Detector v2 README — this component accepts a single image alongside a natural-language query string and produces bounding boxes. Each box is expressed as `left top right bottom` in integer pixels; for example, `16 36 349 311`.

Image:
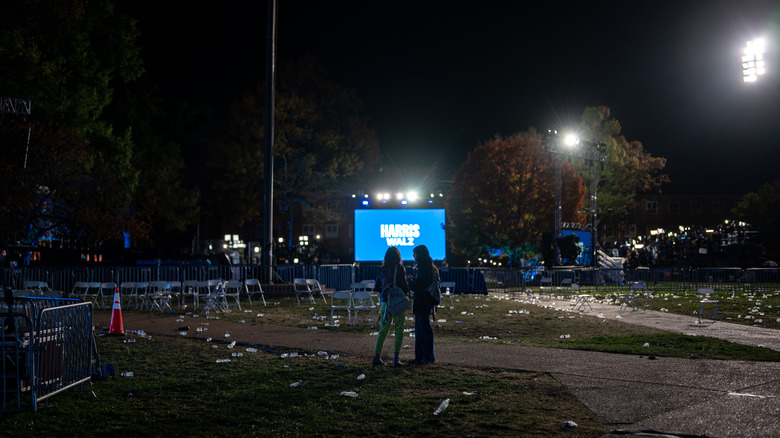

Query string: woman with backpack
407 244 438 365
372 246 410 366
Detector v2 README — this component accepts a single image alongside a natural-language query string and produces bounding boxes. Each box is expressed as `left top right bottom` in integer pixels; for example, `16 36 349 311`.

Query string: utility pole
262 0 277 282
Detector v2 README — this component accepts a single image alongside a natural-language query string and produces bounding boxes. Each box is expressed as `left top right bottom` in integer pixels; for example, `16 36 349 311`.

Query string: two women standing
372 245 438 366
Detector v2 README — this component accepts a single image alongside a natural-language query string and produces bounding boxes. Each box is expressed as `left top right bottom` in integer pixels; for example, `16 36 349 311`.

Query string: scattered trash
615 315 623 319
179 332 187 336
327 354 339 360
340 391 358 397
562 420 578 429
290 380 303 388
463 391 477 396
120 371 134 377
560 334 571 339
238 320 246 323
216 358 231 363
246 347 258 353
196 327 207 332
403 345 410 349
643 342 650 347
317 350 328 356
281 352 299 359
224 333 231 338
308 326 318 330
227 341 236 349
433 398 450 415
257 313 265 317
597 313 605 319
124 339 136 343
357 374 366 380
437 319 446 323
231 352 243 357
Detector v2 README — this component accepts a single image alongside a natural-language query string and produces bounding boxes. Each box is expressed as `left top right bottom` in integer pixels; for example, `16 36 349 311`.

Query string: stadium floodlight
563 134 579 147
395 192 404 200
407 191 418 201
743 38 766 83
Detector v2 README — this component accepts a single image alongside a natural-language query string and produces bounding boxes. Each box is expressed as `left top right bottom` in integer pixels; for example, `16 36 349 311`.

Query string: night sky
126 1 780 196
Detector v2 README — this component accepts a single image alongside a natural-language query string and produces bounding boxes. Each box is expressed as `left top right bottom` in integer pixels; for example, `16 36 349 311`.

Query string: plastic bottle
290 380 303 388
246 347 257 353
357 374 365 380
120 371 134 377
227 341 236 349
231 352 243 357
433 398 450 415
216 358 231 363
340 391 358 397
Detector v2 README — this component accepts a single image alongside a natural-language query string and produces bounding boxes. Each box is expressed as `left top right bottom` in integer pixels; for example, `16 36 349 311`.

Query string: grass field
1 289 778 436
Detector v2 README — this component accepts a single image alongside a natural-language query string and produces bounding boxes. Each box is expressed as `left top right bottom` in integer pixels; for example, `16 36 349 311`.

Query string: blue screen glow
354 209 446 261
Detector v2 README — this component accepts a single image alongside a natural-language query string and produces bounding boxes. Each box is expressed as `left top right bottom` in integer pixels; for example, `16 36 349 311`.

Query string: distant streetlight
742 38 766 83
544 130 606 267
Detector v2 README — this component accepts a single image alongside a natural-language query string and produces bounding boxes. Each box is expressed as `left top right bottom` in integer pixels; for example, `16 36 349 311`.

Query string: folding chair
440 281 456 308
620 282 649 311
23 280 52 293
539 276 553 299
180 280 198 309
70 281 90 299
147 281 174 312
351 290 377 325
697 287 721 323
330 290 352 325
119 282 135 309
100 282 118 309
221 280 243 311
557 278 573 298
133 282 149 310
570 283 592 311
293 278 315 305
306 278 328 304
244 279 266 306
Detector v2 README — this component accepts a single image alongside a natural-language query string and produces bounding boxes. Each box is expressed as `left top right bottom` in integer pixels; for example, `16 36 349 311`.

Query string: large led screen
354 209 446 262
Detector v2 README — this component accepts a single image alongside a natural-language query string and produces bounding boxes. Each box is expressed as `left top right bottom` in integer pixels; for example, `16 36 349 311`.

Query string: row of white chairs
65 279 266 312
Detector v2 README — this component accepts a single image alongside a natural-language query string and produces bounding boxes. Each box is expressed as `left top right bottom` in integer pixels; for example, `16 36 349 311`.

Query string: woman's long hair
382 246 402 267
413 245 438 276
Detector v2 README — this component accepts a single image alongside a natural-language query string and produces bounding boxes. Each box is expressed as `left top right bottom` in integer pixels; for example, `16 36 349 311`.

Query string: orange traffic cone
109 287 125 336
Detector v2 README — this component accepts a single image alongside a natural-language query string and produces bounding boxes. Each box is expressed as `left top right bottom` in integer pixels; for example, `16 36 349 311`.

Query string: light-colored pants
374 301 405 354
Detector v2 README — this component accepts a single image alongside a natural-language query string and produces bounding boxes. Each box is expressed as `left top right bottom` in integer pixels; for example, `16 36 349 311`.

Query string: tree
576 106 669 234
205 56 381 242
0 0 145 247
446 132 585 265
732 181 780 259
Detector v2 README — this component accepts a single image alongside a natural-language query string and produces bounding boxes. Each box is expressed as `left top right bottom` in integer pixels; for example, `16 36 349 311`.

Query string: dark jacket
373 264 410 303
409 265 437 314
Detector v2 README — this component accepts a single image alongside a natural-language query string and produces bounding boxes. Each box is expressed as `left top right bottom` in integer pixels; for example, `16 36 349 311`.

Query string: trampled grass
0 334 608 437
217 293 780 362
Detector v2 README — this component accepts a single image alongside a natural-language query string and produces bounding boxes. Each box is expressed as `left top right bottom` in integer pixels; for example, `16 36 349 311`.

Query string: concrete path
94 297 780 438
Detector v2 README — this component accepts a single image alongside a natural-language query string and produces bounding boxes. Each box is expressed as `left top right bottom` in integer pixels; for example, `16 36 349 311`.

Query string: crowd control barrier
1 297 94 413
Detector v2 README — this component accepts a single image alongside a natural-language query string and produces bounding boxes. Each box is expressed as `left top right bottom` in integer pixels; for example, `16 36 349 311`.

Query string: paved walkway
94 296 780 438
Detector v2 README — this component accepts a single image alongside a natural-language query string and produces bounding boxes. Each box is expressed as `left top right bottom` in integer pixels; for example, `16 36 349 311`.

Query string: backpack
426 273 441 305
385 265 411 317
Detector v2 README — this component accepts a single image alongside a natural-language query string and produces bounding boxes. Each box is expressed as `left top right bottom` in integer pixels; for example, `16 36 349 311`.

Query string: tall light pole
544 131 606 267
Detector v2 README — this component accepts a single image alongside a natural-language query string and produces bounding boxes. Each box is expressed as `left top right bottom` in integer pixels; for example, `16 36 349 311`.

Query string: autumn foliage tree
446 132 585 265
576 107 669 231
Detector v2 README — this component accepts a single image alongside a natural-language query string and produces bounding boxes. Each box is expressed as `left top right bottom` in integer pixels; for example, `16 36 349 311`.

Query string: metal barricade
1 297 93 413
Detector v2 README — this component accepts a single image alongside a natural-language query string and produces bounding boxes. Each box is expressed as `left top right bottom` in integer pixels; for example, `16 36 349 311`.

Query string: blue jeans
414 311 435 362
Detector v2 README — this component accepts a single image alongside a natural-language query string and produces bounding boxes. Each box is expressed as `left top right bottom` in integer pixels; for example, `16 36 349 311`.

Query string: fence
479 266 780 296
1 297 94 413
3 265 780 298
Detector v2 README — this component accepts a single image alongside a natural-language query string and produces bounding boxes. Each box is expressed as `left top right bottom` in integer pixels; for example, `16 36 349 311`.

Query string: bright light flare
563 134 579 147
743 38 766 83
406 191 418 201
